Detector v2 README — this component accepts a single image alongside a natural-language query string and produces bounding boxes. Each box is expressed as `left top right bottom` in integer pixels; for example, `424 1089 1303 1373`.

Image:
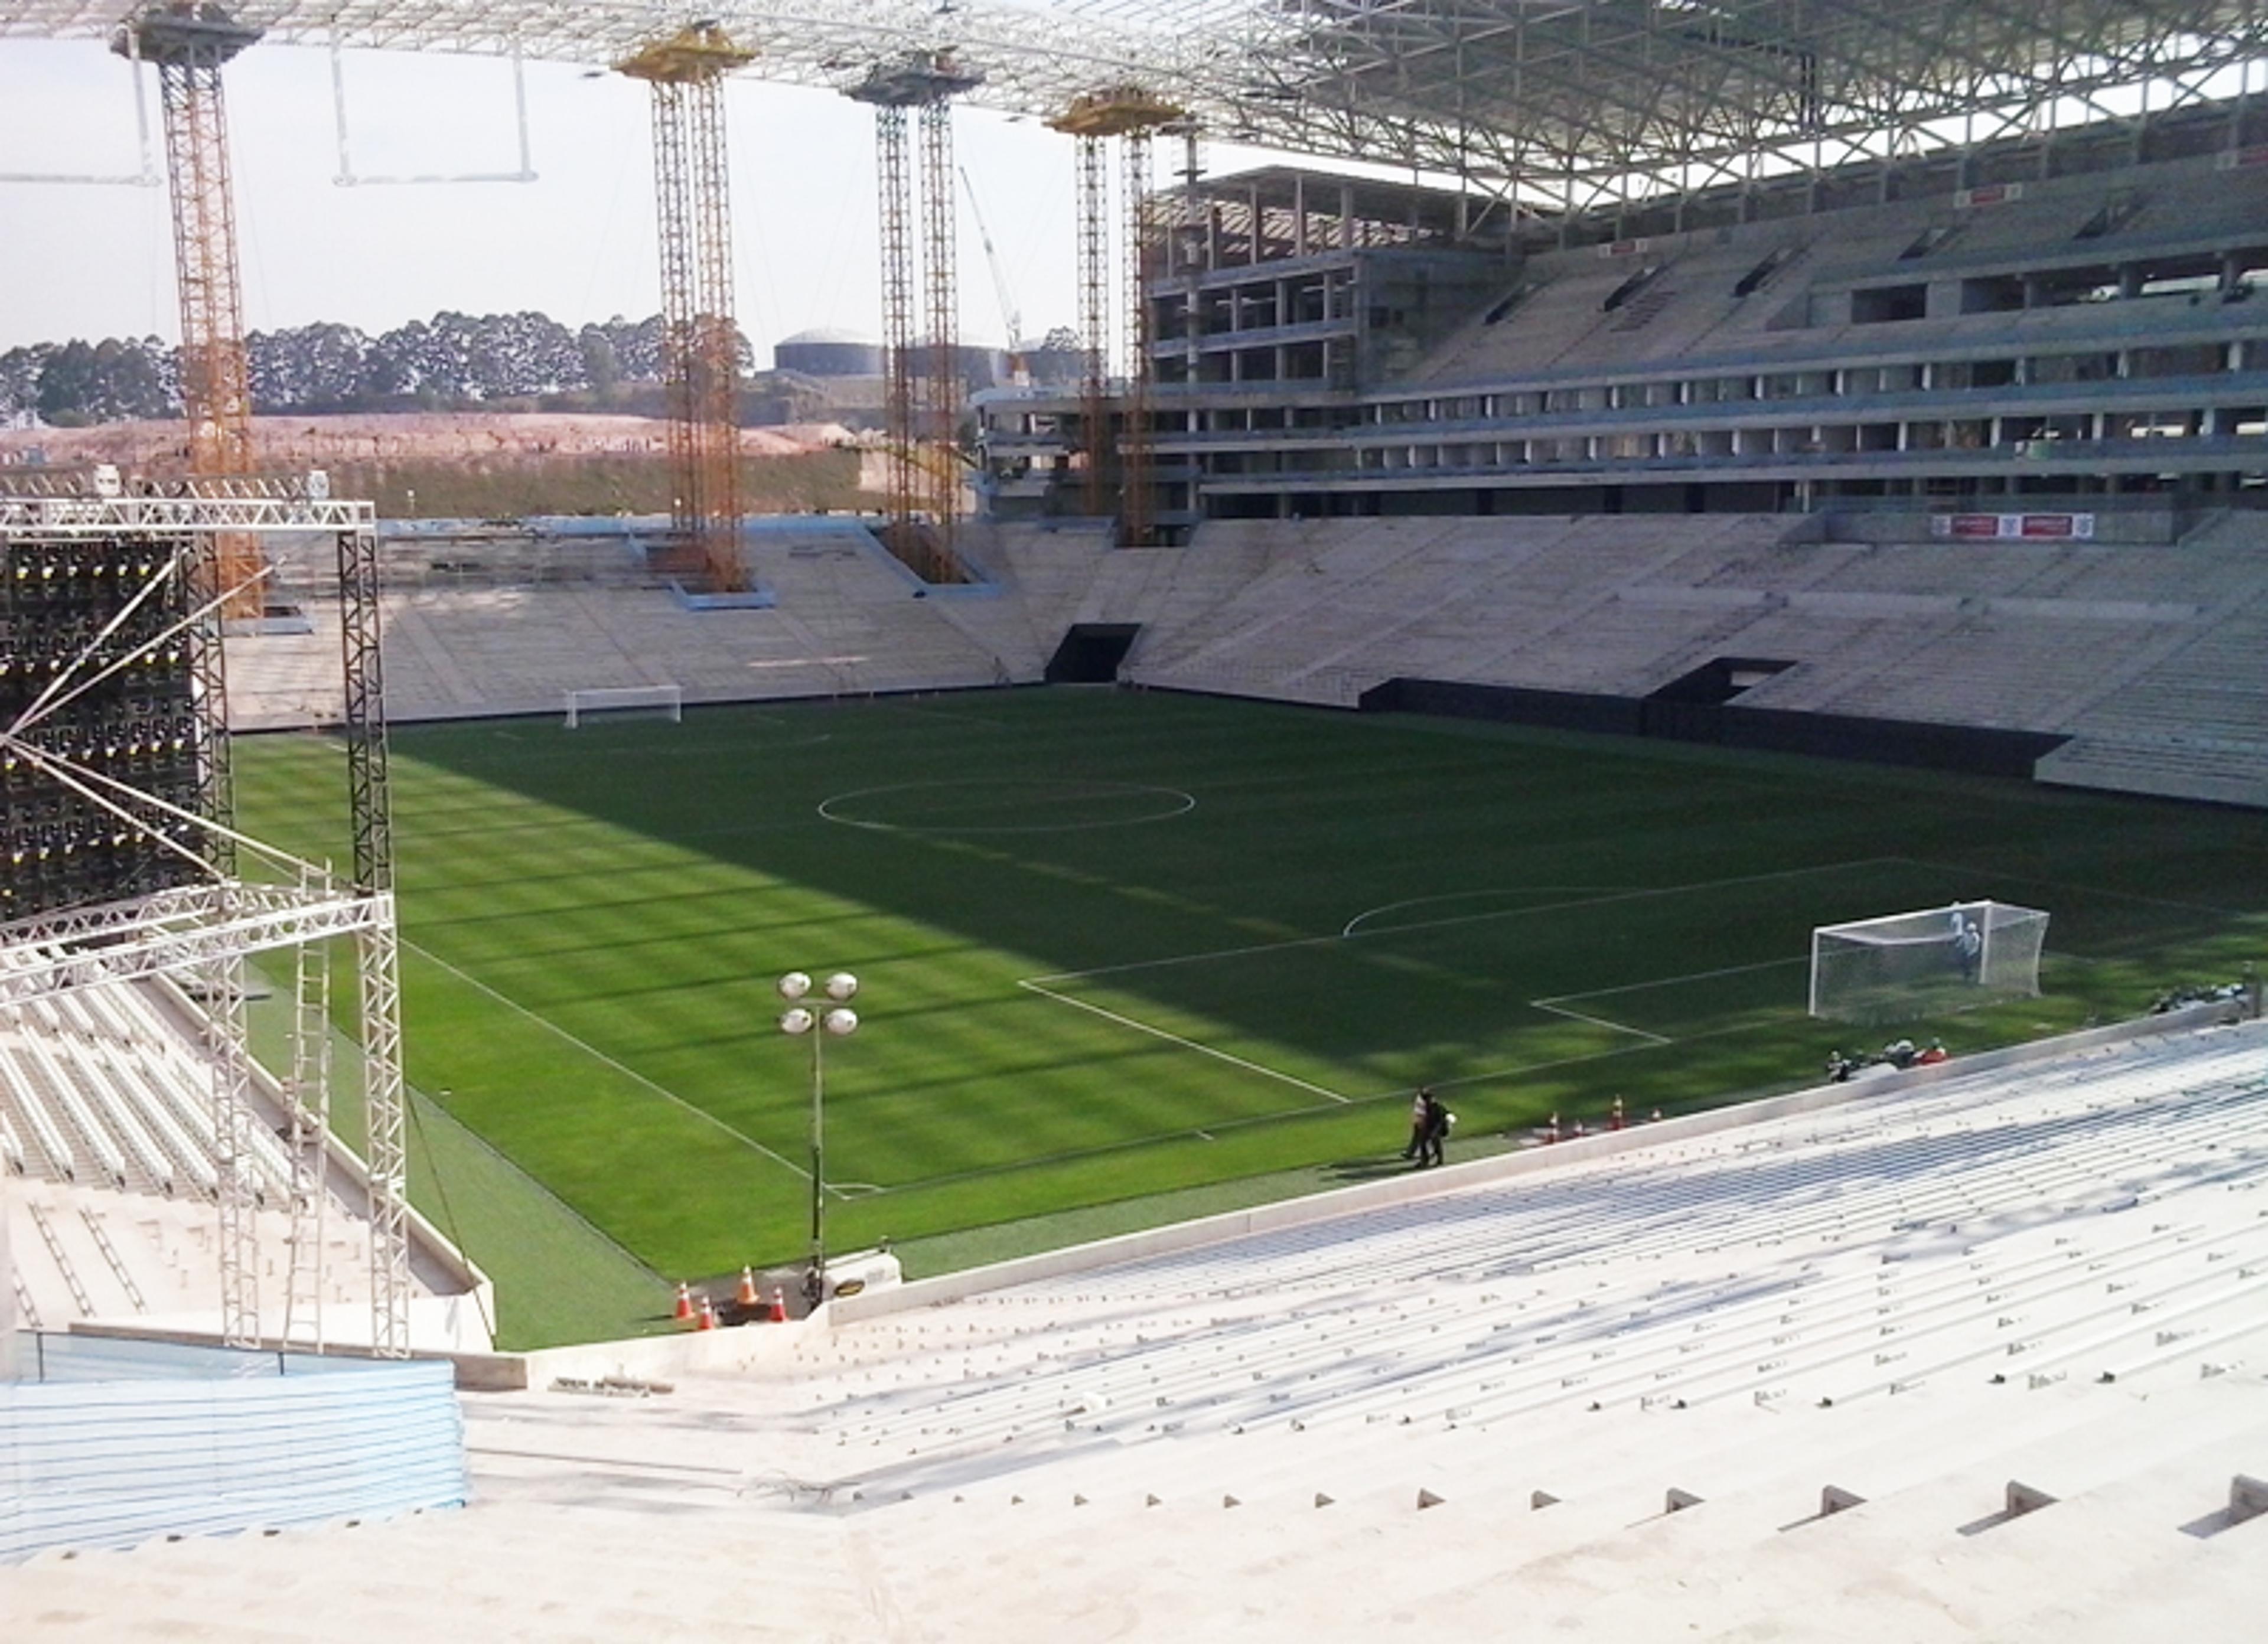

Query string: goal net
1809 900 2049 1023
563 684 683 729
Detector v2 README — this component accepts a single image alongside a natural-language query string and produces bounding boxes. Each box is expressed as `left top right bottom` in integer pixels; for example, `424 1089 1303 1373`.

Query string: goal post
563 684 684 729
1809 900 2049 1023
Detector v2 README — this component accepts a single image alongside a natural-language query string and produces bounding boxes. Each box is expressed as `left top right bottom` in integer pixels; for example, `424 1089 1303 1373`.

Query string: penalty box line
1531 956 1813 1047
1015 977 1354 1104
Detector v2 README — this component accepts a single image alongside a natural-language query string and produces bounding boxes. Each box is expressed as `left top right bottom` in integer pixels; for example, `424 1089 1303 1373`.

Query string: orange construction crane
618 25 755 594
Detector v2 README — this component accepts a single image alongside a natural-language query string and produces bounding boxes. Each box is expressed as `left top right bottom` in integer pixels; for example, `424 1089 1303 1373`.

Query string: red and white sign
1931 512 2096 540
1954 182 2025 208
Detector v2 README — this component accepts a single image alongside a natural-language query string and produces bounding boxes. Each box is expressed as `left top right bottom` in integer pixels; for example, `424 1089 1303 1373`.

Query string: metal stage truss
0 475 411 1358
9 2 2268 213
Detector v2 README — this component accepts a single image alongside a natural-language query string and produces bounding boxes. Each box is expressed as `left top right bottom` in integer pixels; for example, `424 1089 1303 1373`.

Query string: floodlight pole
777 970 859 1309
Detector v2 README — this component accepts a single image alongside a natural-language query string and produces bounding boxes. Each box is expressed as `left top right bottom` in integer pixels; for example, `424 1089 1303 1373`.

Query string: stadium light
778 968 859 1309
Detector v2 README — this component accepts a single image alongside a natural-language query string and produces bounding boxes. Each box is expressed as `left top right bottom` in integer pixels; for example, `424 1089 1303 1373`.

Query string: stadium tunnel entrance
1045 623 1141 683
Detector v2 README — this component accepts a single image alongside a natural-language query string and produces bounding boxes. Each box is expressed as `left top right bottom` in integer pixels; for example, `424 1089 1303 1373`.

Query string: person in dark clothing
1400 1087 1431 1159
1416 1090 1452 1168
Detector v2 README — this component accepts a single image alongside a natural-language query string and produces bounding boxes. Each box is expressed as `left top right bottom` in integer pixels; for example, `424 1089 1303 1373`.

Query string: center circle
818 779 1196 834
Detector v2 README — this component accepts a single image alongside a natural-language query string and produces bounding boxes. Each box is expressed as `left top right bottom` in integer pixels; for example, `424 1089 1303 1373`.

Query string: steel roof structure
5 1 2266 211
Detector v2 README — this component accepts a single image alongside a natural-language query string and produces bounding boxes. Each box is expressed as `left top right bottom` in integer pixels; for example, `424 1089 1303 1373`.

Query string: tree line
0 311 713 426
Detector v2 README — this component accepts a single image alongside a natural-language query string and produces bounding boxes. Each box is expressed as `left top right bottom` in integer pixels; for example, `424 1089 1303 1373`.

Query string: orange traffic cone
737 1266 758 1307
673 1282 695 1322
697 1298 718 1331
767 1286 788 1324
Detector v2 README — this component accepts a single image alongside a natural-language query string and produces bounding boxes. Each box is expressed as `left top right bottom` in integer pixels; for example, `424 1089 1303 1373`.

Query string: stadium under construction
4 0 2268 1635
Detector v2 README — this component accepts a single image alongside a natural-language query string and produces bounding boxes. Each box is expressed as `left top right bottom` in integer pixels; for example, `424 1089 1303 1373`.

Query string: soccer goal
1809 900 2049 1023
563 684 683 729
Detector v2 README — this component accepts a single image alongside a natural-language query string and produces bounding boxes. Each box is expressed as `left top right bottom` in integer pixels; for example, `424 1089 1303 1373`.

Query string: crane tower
1047 87 1181 547
111 4 265 624
618 25 754 594
850 54 980 585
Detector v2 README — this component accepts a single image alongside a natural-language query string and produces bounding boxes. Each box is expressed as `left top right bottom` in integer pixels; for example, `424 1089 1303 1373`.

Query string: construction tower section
1048 87 1181 547
618 25 754 595
112 4 265 621
850 54 981 585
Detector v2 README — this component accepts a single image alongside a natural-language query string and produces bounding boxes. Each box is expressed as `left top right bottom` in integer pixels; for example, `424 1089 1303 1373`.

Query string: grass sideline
234 690 2268 1327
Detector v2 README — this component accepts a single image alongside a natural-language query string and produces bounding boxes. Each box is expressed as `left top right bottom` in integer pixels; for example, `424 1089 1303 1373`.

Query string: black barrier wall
1358 678 2068 779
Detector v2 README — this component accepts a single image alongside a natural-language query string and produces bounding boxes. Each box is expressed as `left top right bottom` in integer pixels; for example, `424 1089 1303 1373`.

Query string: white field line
1526 957 1810 1047
402 937 817 1189
1032 856 1905 989
1342 887 1634 938
1015 977 1353 1103
1528 1000 1671 1046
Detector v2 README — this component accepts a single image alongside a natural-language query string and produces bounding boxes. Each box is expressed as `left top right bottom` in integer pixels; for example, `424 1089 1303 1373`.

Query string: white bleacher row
1405 147 2268 390
1112 511 2268 805
229 526 1036 729
0 970 289 1204
5 1025 2266 1640
788 1028 2268 1488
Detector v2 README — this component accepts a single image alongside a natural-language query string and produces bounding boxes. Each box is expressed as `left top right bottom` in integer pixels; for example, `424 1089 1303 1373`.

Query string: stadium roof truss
6 1 2267 212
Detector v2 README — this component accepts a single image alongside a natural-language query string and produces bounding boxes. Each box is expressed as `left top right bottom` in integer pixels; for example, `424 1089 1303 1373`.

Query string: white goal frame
1809 899 2049 1023
563 684 683 729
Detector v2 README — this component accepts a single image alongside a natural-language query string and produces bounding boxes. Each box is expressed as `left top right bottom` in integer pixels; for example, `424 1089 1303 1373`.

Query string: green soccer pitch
233 689 2268 1341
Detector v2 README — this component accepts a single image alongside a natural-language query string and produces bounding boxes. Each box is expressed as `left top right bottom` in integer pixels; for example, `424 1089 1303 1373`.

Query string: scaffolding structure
0 476 412 1356
110 5 263 621
850 53 980 583
1049 86 1181 546
618 25 755 595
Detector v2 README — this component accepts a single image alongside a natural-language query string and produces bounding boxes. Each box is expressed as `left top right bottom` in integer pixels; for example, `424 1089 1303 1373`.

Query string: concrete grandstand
6 1013 2266 1635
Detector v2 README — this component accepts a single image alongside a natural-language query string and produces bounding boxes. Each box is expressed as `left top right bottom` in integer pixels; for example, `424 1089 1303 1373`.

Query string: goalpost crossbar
563 684 684 729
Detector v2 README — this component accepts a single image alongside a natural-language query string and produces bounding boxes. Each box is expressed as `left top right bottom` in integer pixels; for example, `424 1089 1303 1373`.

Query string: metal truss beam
1120 128 1155 549
1074 132 1110 521
873 103 920 560
0 883 392 1007
0 488 376 534
920 97 962 570
13 1 2266 207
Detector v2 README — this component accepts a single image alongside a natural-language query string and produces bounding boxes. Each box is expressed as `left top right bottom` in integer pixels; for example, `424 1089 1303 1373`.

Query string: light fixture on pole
777 968 859 1309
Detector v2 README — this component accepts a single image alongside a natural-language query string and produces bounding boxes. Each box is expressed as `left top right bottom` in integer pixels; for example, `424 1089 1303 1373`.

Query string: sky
0 37 1203 361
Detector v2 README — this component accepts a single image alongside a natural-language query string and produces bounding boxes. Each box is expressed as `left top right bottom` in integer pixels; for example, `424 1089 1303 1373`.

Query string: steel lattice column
1074 133 1110 521
621 27 752 595
1120 131 1156 549
119 10 265 624
281 915 333 1350
874 103 919 567
337 516 410 1356
200 915 260 1348
918 99 962 573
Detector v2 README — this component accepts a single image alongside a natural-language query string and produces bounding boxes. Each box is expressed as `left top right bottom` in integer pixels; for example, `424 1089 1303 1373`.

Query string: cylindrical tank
774 328 884 377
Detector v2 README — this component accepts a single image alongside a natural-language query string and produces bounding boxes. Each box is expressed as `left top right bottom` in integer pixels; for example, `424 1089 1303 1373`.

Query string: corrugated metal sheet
1 1345 466 1561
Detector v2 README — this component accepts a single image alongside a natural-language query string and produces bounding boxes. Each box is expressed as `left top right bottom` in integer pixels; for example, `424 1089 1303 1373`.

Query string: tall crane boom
957 163 1021 354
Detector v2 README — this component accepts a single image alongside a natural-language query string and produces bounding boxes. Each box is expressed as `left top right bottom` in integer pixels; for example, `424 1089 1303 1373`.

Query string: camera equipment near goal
1809 901 2049 1023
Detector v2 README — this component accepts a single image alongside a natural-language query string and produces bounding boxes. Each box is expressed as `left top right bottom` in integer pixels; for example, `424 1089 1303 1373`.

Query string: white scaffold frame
0 473 413 1358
